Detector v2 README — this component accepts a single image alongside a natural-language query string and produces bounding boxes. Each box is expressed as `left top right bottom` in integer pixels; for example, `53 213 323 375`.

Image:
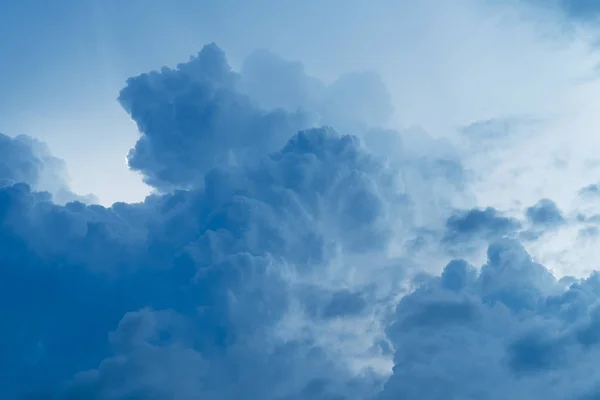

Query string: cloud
1 125 412 398
1 40 478 398
240 49 394 133
0 132 95 204
0 133 57 187
240 49 326 113
526 0 600 21
120 43 313 192
554 0 600 21
380 239 600 400
437 207 521 257
445 207 521 242
579 183 600 197
49 126 404 400
525 199 566 228
5 25 600 400
119 44 396 195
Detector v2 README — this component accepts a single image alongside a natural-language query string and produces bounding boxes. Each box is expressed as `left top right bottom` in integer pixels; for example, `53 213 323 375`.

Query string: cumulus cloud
120 43 401 194
525 198 566 228
240 49 394 133
120 43 313 192
444 207 521 244
1 39 479 399
380 239 600 400
53 125 411 400
0 133 95 204
240 49 326 113
5 21 600 400
1 97 416 398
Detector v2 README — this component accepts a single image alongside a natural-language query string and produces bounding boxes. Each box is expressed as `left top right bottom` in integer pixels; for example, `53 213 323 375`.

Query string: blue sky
2 0 591 205
4 1 600 399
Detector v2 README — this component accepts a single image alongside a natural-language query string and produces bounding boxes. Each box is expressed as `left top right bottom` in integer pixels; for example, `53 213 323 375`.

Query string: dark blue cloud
6 42 462 399
1 123 405 398
528 0 600 22
120 43 312 192
7 41 600 400
121 44 398 194
321 290 368 319
55 127 402 400
380 239 600 399
558 0 600 20
507 331 567 374
441 207 521 255
440 259 477 292
445 207 520 240
525 198 565 228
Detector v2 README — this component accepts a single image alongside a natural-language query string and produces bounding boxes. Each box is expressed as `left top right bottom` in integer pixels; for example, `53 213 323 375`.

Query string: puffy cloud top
241 49 393 132
526 198 565 228
0 133 58 187
120 44 312 192
0 133 94 204
381 240 600 399
120 44 393 193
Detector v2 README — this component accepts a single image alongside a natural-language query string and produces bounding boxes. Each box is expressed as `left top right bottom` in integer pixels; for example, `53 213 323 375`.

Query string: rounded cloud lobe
2 42 600 400
381 239 600 399
0 133 95 204
119 43 312 192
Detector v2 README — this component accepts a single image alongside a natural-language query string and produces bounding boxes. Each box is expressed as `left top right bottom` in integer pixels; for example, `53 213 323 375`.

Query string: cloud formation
120 44 399 194
380 239 600 399
1 44 417 397
525 198 566 228
240 49 393 132
4 37 600 400
0 133 95 204
120 43 313 192
54 124 413 399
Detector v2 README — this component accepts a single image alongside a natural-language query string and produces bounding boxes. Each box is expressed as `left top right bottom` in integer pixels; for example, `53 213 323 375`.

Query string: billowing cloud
525 198 566 228
5 33 600 400
2 41 472 399
1 120 413 398
53 125 411 400
120 44 395 194
380 239 600 400
0 132 95 204
240 49 326 113
0 133 59 187
120 43 313 192
241 49 394 133
444 207 521 244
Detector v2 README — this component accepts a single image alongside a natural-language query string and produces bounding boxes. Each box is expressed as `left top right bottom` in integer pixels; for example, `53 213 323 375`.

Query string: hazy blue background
2 0 594 204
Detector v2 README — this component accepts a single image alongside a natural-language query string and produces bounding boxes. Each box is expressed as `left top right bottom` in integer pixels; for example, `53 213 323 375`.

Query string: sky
2 0 596 205
4 0 600 399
